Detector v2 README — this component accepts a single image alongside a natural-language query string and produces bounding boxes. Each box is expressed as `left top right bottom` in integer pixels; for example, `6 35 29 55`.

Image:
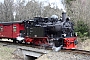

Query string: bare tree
0 3 5 22
3 0 14 22
25 0 41 19
14 0 63 21
15 0 26 20
66 0 90 34
43 4 62 18
66 0 85 22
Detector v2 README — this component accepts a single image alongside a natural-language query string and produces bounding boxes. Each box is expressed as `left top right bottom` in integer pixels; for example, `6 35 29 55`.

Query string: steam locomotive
0 11 77 51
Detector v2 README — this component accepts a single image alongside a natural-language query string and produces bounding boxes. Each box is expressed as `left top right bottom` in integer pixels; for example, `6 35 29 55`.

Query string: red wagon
0 21 25 42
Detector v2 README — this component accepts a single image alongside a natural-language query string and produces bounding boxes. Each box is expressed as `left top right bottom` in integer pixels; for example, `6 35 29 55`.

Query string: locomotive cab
23 19 46 37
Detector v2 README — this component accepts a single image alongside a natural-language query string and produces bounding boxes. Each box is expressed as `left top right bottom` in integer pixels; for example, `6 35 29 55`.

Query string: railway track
0 40 90 56
61 49 90 55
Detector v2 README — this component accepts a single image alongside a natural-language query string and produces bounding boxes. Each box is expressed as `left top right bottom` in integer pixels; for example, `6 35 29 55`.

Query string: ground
0 44 23 60
36 38 90 60
77 37 90 51
0 38 90 60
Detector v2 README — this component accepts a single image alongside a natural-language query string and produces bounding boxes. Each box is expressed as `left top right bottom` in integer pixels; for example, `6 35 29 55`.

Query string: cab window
0 26 3 32
13 26 17 32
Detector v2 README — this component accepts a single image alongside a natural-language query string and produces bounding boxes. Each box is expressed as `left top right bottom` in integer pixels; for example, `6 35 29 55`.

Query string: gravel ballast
36 51 90 60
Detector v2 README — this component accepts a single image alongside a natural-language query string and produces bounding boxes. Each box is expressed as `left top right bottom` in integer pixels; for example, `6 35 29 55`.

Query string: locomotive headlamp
62 34 66 37
64 34 66 37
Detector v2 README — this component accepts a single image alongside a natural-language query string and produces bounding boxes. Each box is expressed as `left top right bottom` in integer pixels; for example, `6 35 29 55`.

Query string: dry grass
77 37 90 51
0 44 23 60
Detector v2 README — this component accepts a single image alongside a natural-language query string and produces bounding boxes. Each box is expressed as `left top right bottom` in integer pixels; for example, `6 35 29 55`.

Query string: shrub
75 21 89 37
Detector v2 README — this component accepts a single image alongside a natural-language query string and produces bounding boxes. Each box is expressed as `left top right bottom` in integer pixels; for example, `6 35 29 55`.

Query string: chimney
62 11 66 22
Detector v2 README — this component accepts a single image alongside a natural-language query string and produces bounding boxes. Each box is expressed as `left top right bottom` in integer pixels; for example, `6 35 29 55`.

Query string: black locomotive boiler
20 11 77 51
